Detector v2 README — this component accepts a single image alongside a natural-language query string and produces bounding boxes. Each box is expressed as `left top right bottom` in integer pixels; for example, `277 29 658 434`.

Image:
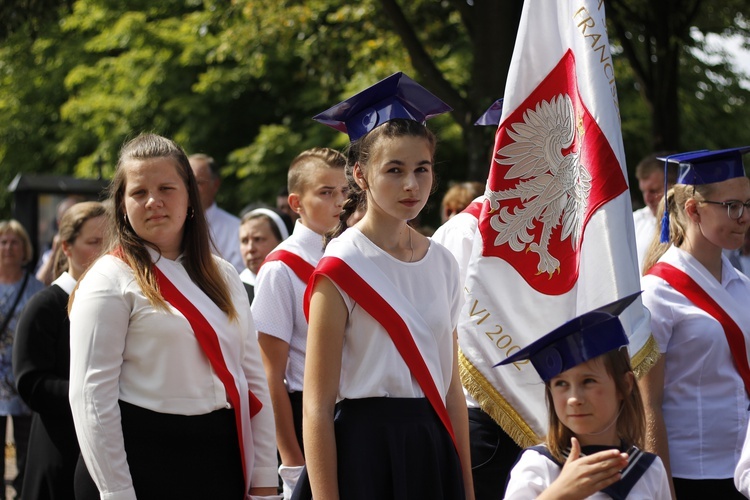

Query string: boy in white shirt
251 148 347 498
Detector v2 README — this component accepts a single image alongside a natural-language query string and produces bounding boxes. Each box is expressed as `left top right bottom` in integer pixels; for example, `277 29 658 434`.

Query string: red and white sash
647 262 750 395
151 266 263 494
262 249 315 284
303 249 458 451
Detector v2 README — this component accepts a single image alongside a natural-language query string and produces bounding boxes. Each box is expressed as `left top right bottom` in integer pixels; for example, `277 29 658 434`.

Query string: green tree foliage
0 0 523 221
0 0 748 225
607 0 750 155
0 13 88 215
0 0 74 40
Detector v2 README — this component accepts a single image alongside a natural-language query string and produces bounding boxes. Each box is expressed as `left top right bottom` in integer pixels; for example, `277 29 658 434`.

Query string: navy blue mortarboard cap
474 99 504 126
495 293 641 382
312 72 452 141
657 147 750 242
660 147 750 186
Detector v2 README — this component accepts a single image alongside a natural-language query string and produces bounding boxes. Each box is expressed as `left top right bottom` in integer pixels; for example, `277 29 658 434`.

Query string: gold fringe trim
631 334 661 380
458 349 543 449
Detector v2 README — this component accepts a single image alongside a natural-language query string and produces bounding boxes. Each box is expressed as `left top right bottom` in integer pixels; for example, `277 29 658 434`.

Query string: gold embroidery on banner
458 349 542 449
468 298 491 325
464 293 525 367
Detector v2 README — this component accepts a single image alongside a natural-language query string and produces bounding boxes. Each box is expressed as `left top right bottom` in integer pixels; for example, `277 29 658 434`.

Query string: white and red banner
458 0 658 446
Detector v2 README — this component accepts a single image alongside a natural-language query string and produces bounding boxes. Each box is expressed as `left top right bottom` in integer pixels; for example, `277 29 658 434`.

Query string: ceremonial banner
458 0 659 446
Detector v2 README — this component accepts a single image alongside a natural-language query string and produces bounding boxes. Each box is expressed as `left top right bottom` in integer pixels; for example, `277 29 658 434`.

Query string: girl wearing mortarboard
293 73 475 500
499 294 670 499
640 147 750 499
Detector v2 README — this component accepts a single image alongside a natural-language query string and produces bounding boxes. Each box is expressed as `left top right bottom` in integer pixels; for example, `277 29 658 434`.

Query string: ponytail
642 190 674 274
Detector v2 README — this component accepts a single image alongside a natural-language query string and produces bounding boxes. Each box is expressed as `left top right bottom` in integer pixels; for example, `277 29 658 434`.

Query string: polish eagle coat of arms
485 94 591 278
478 50 628 296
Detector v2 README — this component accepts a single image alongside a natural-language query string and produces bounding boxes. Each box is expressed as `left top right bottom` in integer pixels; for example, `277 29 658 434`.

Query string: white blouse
240 267 257 287
431 203 483 408
69 249 276 499
642 245 750 479
205 202 244 272
323 228 461 402
505 448 671 499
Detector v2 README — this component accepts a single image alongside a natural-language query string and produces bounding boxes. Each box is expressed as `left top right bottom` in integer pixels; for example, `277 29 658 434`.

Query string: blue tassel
659 210 670 244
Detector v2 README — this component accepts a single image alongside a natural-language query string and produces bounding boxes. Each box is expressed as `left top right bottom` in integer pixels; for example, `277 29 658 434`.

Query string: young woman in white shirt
297 73 474 500
68 133 279 500
640 148 750 499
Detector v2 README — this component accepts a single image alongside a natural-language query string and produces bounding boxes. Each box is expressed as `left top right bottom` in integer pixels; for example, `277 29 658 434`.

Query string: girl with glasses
641 147 750 499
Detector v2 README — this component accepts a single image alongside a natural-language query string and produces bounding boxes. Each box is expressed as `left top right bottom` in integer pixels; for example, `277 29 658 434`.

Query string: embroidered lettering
469 299 491 325
572 5 620 119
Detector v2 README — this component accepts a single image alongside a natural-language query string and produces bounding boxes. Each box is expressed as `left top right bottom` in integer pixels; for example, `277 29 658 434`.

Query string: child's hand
539 437 629 500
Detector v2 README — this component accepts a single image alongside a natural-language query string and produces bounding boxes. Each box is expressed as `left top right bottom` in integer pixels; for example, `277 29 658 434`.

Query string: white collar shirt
251 221 324 392
69 249 277 498
641 245 750 479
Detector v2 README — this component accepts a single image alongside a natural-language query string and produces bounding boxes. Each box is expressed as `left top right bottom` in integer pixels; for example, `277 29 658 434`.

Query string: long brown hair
325 119 438 245
73 133 236 320
544 348 645 462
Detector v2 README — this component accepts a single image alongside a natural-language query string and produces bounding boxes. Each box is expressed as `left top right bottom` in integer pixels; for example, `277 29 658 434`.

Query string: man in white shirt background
633 152 677 272
189 154 244 272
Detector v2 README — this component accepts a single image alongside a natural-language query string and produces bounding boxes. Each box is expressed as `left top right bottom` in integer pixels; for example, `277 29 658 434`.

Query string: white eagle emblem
485 94 591 277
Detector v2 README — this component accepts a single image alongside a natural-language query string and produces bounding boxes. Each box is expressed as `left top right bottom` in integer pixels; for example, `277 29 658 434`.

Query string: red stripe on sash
262 250 315 284
461 200 482 218
152 266 263 490
647 262 750 395
304 256 458 451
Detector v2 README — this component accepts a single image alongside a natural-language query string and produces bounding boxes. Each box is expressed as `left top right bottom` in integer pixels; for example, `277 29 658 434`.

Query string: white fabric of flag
458 0 659 447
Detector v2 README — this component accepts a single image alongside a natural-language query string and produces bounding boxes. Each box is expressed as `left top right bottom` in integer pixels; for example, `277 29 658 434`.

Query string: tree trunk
466 0 523 180
607 0 703 153
379 0 523 181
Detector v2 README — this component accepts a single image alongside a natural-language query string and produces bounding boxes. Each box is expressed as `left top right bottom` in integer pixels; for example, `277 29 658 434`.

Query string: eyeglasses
701 200 750 220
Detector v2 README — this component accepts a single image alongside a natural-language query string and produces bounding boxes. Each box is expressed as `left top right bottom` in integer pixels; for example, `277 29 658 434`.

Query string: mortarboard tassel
659 209 670 244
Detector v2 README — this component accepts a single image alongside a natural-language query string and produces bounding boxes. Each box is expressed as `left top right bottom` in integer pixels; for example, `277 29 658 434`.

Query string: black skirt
294 397 465 500
74 400 245 500
23 412 79 500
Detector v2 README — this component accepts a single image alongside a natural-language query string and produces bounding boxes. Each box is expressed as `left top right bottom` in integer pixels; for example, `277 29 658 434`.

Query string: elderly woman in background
238 207 292 303
13 202 106 500
0 219 45 499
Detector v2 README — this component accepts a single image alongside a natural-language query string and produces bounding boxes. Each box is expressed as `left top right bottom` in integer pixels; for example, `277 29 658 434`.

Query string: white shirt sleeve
641 274 675 353
69 261 136 500
736 424 750 497
251 260 296 342
431 214 477 290
504 449 555 499
653 457 673 499
232 271 278 488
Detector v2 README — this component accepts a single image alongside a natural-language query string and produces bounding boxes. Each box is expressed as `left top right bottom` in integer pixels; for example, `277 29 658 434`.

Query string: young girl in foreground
297 72 474 500
500 296 670 499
